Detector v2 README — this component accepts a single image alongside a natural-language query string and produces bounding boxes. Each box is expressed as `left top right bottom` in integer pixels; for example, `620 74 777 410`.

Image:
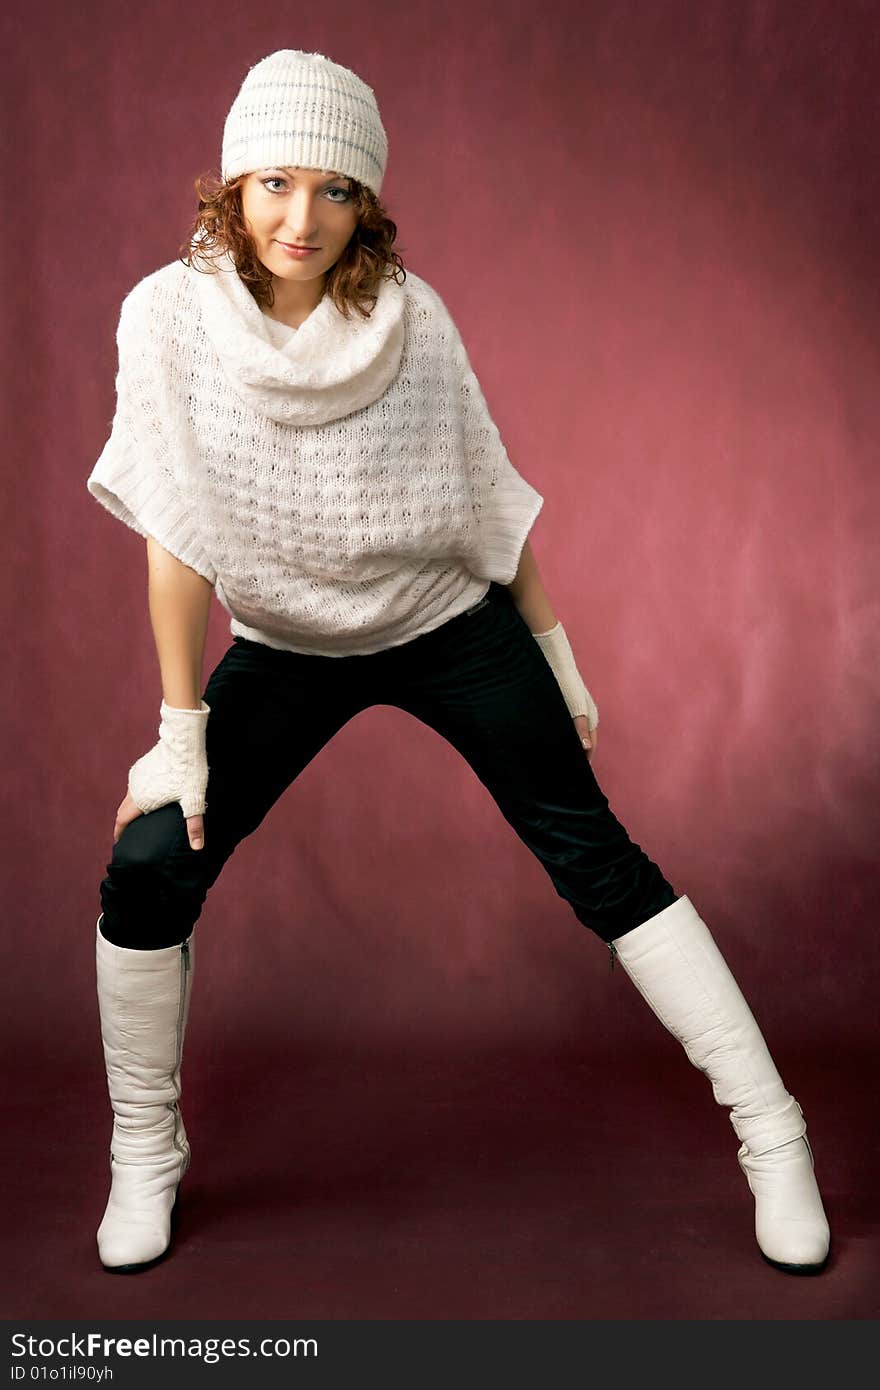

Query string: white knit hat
220 49 388 196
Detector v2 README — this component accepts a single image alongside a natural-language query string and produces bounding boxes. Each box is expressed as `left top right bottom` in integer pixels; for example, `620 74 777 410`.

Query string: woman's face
239 166 360 285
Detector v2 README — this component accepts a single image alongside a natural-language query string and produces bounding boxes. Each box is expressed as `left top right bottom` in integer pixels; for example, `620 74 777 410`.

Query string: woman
87 48 830 1277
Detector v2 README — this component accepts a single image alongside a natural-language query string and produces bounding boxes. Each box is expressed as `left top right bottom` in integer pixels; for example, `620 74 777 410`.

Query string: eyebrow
264 168 350 182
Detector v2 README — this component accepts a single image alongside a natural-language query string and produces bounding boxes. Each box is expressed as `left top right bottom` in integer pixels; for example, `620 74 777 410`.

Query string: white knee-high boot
610 894 830 1272
95 914 194 1272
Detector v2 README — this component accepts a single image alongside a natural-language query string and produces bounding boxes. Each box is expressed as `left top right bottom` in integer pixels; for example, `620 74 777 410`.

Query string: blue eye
261 177 351 201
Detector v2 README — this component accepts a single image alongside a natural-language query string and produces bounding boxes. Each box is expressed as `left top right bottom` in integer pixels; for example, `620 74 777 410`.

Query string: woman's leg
99 637 366 948
94 636 367 1272
373 581 829 1272
371 582 678 947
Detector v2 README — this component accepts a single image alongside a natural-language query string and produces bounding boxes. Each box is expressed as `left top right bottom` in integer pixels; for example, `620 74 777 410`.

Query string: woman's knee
111 803 186 868
566 859 679 942
99 803 206 948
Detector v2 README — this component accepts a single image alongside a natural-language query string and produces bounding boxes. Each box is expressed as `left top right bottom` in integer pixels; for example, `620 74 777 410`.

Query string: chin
271 250 325 272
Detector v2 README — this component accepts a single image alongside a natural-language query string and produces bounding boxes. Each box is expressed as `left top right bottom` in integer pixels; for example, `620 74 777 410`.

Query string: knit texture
87 253 544 656
221 49 389 196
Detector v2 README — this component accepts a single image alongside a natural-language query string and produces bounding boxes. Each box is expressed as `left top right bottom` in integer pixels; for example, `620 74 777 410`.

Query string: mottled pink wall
5 0 878 1051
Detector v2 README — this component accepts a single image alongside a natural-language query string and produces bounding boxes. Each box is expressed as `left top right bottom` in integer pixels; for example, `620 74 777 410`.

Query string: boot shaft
95 916 194 1143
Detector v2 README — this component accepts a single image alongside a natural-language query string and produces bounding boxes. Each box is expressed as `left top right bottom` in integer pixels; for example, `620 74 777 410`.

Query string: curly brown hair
177 171 407 321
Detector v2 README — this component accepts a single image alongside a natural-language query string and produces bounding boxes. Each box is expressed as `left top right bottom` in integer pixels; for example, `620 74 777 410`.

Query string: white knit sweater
87 249 544 656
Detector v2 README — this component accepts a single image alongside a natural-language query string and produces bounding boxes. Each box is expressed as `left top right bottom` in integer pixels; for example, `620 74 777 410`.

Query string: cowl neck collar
191 246 406 426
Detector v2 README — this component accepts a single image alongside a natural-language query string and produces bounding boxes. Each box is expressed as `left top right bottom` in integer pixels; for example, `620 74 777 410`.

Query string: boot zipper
171 939 190 1161
607 941 617 973
176 939 189 1072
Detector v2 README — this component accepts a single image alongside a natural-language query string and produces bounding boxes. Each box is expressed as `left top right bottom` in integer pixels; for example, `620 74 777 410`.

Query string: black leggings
98 581 678 950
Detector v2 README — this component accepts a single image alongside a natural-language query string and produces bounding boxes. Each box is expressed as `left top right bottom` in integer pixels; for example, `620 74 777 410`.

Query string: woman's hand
113 791 205 851
115 699 211 851
574 714 598 763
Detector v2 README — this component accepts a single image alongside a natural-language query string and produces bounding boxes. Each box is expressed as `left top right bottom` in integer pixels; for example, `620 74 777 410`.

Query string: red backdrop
4 0 878 1055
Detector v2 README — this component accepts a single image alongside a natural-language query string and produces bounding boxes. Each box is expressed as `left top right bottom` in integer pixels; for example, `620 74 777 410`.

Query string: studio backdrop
3 0 877 1058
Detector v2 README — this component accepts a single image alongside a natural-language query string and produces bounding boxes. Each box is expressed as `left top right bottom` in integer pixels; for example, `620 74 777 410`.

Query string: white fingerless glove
532 622 599 732
127 699 211 818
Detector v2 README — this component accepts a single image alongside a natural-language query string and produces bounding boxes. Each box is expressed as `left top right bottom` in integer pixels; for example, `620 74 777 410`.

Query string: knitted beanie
220 49 388 197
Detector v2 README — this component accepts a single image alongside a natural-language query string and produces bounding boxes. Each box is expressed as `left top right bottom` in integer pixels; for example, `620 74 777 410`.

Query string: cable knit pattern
127 700 211 818
87 253 544 656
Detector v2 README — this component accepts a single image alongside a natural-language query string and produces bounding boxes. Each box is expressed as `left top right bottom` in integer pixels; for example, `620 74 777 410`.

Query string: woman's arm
506 537 599 747
146 536 214 709
505 538 558 634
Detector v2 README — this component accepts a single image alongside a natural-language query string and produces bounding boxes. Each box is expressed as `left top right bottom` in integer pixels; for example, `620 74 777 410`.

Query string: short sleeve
452 331 544 585
86 287 217 585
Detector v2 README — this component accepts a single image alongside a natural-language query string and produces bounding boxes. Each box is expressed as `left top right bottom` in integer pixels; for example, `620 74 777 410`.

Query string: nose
280 190 323 241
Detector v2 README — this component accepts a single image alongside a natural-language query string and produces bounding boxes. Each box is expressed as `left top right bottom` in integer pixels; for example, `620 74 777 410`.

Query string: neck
266 274 327 327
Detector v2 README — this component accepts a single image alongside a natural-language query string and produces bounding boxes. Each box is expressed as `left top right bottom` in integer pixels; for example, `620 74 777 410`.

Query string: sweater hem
86 468 218 586
226 577 493 657
470 485 544 586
